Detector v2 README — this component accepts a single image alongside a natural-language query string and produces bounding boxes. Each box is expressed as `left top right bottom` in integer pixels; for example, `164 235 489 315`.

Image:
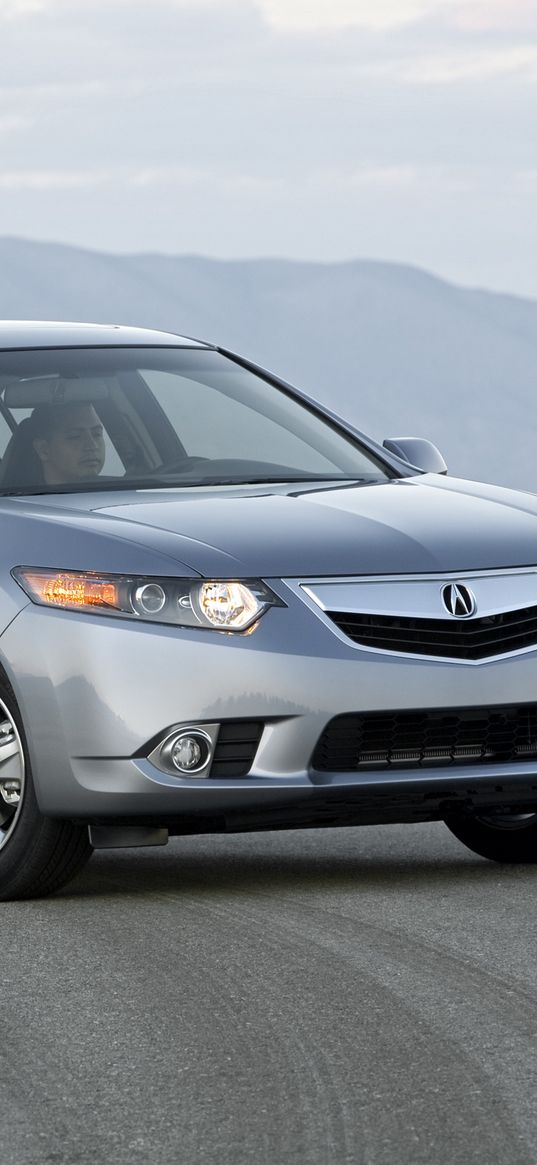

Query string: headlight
12 568 283 631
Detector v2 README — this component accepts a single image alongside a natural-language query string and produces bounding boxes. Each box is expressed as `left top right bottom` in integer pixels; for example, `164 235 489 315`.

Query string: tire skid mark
1 893 359 1164
212 893 537 1161
304 893 537 1019
2 827 536 1165
177 895 529 1165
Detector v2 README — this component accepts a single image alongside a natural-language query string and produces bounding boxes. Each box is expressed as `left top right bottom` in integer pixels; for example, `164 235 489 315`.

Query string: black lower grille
209 721 263 778
311 704 537 772
328 605 537 660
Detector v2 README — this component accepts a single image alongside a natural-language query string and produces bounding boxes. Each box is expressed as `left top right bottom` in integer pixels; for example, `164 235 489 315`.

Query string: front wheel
0 684 92 900
445 811 537 863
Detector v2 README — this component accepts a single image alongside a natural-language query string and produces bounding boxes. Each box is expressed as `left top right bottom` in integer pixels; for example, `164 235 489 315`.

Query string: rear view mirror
3 376 109 408
383 436 448 475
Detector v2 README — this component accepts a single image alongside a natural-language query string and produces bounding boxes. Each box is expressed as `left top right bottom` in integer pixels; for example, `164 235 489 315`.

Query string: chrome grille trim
284 568 537 664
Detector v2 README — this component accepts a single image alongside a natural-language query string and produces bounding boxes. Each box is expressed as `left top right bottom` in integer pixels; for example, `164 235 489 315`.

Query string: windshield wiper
0 474 371 497
165 474 368 486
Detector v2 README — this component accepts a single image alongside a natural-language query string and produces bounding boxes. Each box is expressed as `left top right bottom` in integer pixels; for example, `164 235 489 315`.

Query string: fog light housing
168 729 212 775
147 723 220 778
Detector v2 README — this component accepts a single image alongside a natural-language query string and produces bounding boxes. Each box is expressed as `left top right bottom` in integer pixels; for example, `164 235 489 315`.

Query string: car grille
209 721 263 778
327 605 537 660
311 704 537 772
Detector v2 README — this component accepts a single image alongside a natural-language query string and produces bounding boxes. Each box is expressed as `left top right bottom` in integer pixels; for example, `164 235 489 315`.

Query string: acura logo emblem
441 583 477 618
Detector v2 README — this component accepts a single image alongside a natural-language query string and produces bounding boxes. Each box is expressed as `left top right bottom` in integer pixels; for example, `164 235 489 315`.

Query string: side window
100 429 123 475
0 412 14 459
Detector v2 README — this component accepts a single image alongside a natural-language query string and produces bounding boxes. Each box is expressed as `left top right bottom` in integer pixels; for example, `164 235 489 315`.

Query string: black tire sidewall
0 680 91 899
445 814 537 863
0 682 51 882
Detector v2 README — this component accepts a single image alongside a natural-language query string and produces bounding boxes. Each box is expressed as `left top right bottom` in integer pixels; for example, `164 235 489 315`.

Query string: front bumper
3 588 537 824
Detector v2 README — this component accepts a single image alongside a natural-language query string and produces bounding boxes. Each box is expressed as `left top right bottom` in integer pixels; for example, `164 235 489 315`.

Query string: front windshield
0 346 393 494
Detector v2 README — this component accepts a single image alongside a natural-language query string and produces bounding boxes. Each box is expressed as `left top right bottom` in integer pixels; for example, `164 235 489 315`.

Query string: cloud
0 0 45 15
0 0 534 296
0 0 221 13
0 80 143 101
0 169 122 190
330 165 418 188
0 163 448 195
0 166 282 192
514 168 537 193
453 0 537 32
3 0 536 34
384 45 537 84
317 164 476 195
0 114 33 133
256 0 537 33
255 0 437 32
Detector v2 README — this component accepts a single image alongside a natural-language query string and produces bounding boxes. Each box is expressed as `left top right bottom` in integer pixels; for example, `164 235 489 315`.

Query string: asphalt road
3 822 537 1165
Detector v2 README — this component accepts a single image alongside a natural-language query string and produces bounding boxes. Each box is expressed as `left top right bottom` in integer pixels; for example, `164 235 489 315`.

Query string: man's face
34 404 106 484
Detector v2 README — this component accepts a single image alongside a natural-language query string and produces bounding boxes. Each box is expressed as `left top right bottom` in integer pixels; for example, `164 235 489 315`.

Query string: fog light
148 723 220 778
169 730 211 774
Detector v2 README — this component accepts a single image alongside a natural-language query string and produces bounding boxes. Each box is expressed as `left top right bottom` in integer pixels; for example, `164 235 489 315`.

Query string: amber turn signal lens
15 569 120 611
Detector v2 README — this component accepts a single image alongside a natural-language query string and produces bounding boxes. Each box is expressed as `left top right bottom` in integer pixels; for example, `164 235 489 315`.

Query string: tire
444 811 537 863
0 682 92 900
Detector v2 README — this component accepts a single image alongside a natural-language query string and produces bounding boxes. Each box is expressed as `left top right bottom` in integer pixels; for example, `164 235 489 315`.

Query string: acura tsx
1 320 537 899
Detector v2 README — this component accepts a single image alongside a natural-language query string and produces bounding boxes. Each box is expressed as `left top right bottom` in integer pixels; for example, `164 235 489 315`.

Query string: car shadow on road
61 827 537 900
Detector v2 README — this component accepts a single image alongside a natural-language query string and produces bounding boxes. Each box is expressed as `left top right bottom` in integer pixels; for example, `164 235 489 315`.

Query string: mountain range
1 236 536 490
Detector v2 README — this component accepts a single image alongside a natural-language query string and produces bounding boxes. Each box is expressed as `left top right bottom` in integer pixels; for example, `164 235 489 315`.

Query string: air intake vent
312 704 537 772
209 721 263 778
327 605 537 660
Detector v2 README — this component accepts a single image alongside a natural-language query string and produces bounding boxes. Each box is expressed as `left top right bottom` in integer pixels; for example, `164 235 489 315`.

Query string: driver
30 402 106 485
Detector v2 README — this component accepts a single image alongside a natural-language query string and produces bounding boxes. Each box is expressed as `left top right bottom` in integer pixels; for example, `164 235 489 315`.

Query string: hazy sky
1 0 536 295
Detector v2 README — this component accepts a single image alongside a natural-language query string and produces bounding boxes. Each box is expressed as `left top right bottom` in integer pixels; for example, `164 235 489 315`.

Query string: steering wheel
156 455 210 475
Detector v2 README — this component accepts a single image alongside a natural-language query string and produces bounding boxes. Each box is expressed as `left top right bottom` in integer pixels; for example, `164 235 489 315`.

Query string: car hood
61 474 537 577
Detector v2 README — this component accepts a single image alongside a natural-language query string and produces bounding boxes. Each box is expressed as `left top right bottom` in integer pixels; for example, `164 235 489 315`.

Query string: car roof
0 321 210 350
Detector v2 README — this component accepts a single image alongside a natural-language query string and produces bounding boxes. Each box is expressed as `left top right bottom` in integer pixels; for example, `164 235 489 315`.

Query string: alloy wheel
0 698 25 851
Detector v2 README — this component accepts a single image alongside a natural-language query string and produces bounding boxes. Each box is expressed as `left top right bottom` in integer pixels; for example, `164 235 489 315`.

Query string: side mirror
383 436 448 475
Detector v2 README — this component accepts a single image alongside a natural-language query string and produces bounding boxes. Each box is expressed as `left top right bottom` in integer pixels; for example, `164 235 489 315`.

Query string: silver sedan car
1 320 537 899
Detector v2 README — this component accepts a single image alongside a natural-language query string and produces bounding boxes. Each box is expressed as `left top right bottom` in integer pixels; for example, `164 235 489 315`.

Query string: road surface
2 822 536 1164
